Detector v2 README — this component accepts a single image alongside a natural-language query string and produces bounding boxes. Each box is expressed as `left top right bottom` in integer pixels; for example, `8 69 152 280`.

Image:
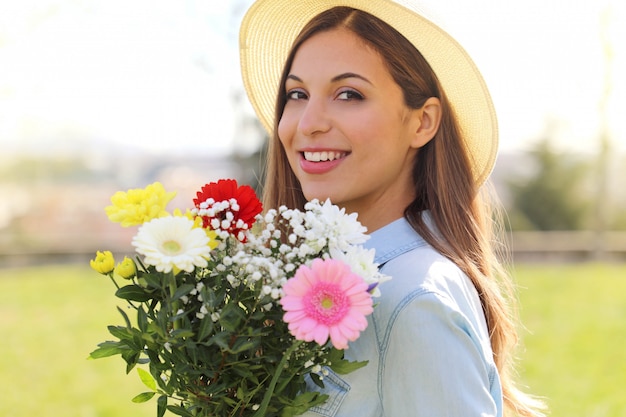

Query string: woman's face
278 28 428 231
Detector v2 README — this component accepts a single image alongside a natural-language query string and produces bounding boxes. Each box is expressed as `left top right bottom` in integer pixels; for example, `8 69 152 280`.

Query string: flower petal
281 258 373 348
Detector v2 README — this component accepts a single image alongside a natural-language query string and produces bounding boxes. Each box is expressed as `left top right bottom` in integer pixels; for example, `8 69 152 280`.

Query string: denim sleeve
380 290 500 417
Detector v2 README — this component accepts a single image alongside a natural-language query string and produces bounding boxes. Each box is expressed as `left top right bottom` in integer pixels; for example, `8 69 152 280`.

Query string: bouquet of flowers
89 179 388 417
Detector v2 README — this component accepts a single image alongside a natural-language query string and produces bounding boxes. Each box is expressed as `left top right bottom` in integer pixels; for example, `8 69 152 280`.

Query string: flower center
320 296 334 310
304 282 350 325
162 240 182 254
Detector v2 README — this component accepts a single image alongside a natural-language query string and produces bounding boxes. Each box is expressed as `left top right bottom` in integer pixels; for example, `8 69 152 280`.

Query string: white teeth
303 151 345 162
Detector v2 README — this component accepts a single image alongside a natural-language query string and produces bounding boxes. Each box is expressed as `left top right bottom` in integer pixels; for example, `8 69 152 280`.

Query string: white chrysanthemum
307 199 369 251
329 245 391 297
132 216 211 273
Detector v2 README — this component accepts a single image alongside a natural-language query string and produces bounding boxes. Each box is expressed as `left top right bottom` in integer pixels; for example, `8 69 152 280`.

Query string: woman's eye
286 90 307 100
337 90 363 101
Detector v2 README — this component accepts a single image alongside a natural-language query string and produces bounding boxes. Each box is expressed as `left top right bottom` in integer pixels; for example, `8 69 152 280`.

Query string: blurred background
1 0 625 416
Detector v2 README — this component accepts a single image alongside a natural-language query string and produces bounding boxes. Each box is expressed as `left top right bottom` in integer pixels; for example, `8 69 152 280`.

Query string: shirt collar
364 215 429 266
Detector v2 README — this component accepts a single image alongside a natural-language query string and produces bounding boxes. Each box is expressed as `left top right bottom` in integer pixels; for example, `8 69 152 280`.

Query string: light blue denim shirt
301 216 503 417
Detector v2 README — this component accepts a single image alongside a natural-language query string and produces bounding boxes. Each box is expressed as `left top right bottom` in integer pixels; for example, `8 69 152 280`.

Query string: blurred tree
0 156 101 184
233 135 267 197
612 211 626 231
608 154 626 231
505 138 592 231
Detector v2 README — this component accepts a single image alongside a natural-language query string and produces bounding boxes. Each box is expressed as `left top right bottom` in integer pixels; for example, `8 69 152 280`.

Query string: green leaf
117 306 132 328
166 405 195 417
147 321 166 339
116 284 152 302
281 392 329 417
233 365 254 379
200 286 218 307
88 341 130 359
142 272 165 289
326 347 369 374
252 340 302 417
309 372 325 389
171 283 194 301
131 391 156 403
137 305 149 332
170 328 194 339
122 351 140 373
329 357 368 374
157 395 168 417
209 332 230 350
230 337 259 354
105 326 143 352
137 367 156 391
132 332 145 352
196 315 214 341
220 302 246 332
107 325 133 341
327 347 342 363
141 332 155 344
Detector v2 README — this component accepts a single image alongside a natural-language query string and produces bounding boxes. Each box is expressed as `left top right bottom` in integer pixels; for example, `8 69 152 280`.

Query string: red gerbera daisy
193 179 262 241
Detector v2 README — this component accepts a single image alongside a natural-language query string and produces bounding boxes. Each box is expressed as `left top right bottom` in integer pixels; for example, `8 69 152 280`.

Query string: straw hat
239 0 498 185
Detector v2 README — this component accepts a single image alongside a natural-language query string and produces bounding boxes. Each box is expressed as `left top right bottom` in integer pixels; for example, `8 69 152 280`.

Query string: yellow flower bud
114 256 137 279
90 251 115 275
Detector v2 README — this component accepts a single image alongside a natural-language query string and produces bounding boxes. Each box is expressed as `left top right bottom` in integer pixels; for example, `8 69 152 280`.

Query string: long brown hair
262 6 544 417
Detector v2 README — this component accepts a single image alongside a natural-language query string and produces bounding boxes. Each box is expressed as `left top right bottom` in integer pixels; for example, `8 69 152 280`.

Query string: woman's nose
297 97 331 136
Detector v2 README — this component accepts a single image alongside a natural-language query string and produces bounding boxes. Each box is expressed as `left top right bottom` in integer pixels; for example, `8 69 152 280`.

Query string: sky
0 0 624 159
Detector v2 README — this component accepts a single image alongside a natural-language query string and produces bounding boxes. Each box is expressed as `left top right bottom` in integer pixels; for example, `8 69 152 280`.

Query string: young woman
240 1 544 416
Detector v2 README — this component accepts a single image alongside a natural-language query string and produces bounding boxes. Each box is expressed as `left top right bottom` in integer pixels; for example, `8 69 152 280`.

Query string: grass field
1 262 625 416
512 263 626 416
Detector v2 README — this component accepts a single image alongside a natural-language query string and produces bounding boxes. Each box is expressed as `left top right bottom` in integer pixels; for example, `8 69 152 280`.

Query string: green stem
252 340 303 417
108 274 121 290
168 271 180 330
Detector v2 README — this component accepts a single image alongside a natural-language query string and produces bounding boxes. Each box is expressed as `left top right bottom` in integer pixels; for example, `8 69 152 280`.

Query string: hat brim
239 0 498 186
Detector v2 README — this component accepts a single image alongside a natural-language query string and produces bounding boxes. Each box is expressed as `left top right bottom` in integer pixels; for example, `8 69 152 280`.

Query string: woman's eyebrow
285 73 372 84
331 72 372 85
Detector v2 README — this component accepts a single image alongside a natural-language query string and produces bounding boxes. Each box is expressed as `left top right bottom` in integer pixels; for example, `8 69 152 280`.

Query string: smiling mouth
302 151 348 162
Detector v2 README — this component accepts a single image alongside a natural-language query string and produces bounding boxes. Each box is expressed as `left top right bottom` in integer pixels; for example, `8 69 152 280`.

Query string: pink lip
299 157 343 174
298 149 348 175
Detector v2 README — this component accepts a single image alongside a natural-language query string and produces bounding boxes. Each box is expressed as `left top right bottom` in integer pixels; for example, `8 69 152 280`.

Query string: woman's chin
302 188 336 204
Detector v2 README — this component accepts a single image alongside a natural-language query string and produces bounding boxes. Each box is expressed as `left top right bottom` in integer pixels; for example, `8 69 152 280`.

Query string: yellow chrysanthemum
173 208 196 221
105 182 176 227
114 256 137 279
204 229 219 250
90 250 115 275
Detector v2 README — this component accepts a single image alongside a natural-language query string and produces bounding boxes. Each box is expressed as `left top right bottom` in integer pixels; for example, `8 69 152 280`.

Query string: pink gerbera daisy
280 258 373 350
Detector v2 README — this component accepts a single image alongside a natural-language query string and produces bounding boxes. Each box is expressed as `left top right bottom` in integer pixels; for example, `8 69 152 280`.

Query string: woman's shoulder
378 244 475 312
368 217 487 335
366 216 474 303
372 245 492 359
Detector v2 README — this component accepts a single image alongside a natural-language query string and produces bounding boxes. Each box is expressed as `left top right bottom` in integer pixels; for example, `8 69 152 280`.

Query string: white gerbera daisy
132 216 211 273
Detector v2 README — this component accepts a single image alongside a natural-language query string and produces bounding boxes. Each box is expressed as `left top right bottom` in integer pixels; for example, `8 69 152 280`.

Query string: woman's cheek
277 113 295 149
